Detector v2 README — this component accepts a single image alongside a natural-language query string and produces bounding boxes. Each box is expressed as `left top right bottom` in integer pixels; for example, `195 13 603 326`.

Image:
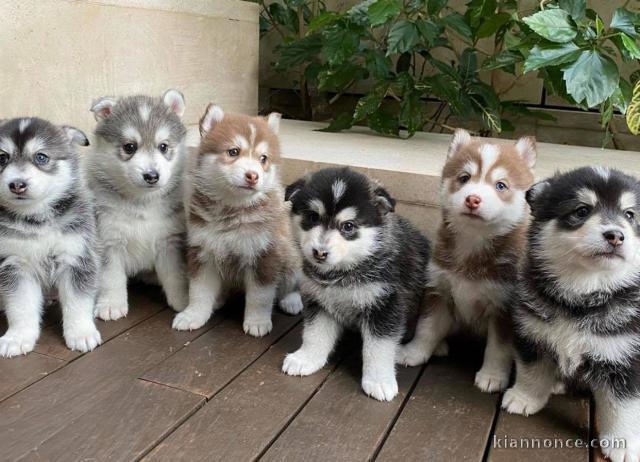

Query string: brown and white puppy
172 105 303 335
397 129 536 393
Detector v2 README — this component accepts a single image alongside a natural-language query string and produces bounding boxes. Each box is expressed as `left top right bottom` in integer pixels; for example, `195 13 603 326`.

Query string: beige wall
0 0 259 135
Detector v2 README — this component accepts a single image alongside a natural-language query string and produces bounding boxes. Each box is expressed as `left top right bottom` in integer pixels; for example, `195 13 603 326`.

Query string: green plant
260 0 640 141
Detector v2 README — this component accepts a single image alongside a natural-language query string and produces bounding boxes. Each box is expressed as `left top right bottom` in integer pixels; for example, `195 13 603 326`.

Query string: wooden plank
488 394 590 462
141 312 300 397
0 353 65 402
376 358 499 462
0 308 219 461
260 354 423 462
17 379 204 462
143 325 336 462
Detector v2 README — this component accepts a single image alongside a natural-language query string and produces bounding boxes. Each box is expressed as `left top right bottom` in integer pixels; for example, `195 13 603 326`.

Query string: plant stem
261 1 287 40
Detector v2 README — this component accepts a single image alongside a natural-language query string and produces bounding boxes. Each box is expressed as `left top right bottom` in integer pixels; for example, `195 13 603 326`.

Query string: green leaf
469 81 502 132
363 49 392 79
399 91 425 136
347 0 375 26
317 63 366 90
367 0 402 27
354 82 389 121
477 12 511 39
459 48 478 82
307 12 341 33
612 78 633 115
415 19 441 45
621 33 640 59
523 43 582 73
523 9 577 43
562 50 620 107
502 102 557 121
427 0 447 15
319 113 354 132
611 8 638 37
441 13 473 41
367 108 400 136
482 50 522 72
465 0 497 30
559 0 586 21
322 25 360 66
275 34 323 68
596 15 605 37
501 119 516 132
387 20 420 55
626 80 640 134
631 70 640 85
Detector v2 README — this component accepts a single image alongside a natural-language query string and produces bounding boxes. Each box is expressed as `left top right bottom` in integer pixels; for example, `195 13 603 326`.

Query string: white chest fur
189 220 272 265
301 274 389 312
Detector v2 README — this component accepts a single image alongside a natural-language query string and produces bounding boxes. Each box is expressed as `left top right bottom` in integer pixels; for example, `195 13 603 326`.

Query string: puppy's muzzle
9 180 28 195
142 170 160 185
603 230 624 247
312 248 329 262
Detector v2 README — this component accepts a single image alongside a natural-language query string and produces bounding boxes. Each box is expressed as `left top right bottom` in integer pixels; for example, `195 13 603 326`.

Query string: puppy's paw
600 438 640 462
172 308 210 331
95 295 128 321
282 351 325 376
475 369 510 393
551 381 566 395
361 376 399 402
64 323 102 353
396 344 431 367
166 288 189 313
279 292 303 315
0 333 37 357
243 318 273 337
502 387 547 416
433 341 449 357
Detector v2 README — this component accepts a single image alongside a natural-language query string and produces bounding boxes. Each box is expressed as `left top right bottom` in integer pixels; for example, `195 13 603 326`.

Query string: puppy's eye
308 211 320 224
575 206 590 218
459 174 471 184
34 153 49 165
228 148 240 157
340 221 356 234
496 181 508 191
259 154 268 164
158 143 169 154
0 153 9 167
123 143 137 155
625 210 635 221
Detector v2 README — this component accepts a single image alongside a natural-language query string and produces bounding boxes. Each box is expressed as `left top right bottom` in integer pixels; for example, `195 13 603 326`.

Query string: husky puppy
282 168 431 401
0 118 102 356
172 104 303 336
397 129 537 393
87 90 189 320
503 167 640 462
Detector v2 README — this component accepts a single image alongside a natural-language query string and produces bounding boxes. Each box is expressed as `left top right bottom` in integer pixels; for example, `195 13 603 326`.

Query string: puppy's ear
200 103 224 137
266 112 281 134
62 126 90 146
447 128 471 159
526 181 549 210
515 136 537 169
285 178 306 202
374 186 396 215
163 89 186 118
90 97 116 121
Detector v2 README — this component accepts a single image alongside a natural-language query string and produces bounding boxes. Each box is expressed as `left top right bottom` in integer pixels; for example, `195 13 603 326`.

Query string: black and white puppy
504 167 640 462
282 168 431 401
0 118 102 357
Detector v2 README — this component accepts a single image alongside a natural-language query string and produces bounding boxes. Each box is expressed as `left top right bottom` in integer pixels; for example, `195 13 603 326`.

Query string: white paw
361 375 399 401
172 308 210 331
600 438 640 462
64 322 102 353
95 295 128 321
396 343 431 367
282 351 325 376
166 288 189 313
551 381 566 395
243 318 273 337
475 368 510 393
279 292 303 315
0 332 37 357
433 341 449 357
502 387 548 416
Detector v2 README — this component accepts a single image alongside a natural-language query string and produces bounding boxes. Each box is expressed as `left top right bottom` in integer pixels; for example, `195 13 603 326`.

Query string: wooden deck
0 285 600 462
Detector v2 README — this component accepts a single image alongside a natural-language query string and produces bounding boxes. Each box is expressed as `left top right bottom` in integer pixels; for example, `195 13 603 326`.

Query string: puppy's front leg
502 356 556 416
362 329 400 401
0 270 43 357
475 315 513 393
155 235 188 312
172 261 221 331
95 251 129 321
595 389 640 462
283 307 342 376
243 273 276 337
58 259 102 353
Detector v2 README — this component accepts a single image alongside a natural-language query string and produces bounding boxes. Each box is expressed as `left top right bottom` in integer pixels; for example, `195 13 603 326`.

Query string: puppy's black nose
143 170 159 184
313 248 329 262
603 230 625 247
9 180 27 195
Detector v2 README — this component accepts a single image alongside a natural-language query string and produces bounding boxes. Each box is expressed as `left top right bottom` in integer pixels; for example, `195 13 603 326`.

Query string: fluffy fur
87 89 189 320
398 129 536 393
504 167 640 462
282 167 431 401
0 117 101 356
172 104 303 336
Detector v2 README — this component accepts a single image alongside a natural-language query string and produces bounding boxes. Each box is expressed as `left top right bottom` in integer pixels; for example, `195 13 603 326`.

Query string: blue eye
496 181 508 191
34 153 49 165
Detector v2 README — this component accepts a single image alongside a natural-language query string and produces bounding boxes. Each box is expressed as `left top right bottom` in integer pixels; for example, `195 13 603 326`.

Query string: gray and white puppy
87 90 188 320
0 117 101 357
504 167 640 462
